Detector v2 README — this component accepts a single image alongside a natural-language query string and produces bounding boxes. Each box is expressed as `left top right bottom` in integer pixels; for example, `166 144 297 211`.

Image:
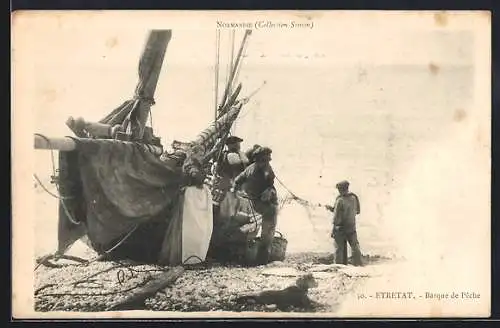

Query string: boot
256 244 270 265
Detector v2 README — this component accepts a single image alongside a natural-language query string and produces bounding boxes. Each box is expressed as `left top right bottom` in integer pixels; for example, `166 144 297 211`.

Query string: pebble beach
34 249 391 313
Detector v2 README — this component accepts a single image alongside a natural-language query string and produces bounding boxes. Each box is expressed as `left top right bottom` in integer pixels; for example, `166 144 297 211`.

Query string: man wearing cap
218 136 250 180
245 144 262 164
327 180 363 266
211 136 250 222
232 146 278 264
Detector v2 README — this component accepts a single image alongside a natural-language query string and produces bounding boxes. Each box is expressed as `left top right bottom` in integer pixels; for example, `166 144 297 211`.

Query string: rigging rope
33 174 72 200
36 255 207 302
273 173 328 236
34 133 80 226
33 133 142 270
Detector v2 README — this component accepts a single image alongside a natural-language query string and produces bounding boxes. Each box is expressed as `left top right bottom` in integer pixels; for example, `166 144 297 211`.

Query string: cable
273 173 326 235
33 174 72 200
34 133 81 226
182 255 205 266
36 259 168 299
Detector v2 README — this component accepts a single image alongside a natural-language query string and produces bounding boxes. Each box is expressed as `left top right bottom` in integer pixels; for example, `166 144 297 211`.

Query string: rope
182 255 205 266
33 174 72 200
247 197 260 234
234 81 267 121
34 132 143 269
34 133 80 226
36 260 168 299
102 225 140 255
274 174 326 208
273 173 326 235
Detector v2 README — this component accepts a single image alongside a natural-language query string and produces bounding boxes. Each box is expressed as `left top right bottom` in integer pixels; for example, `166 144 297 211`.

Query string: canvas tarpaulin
181 185 213 264
157 185 213 265
57 138 184 262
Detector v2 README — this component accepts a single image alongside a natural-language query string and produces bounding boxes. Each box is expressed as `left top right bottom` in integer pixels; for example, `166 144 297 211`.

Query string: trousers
333 228 363 266
252 199 278 264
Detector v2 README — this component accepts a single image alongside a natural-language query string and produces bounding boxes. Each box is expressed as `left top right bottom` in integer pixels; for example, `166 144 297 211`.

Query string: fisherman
327 180 363 266
232 146 278 264
182 145 206 188
218 136 250 180
211 136 249 213
245 144 262 164
208 136 250 238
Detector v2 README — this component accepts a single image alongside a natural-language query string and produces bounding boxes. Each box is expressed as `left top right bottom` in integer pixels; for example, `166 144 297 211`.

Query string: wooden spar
131 30 172 141
34 134 163 155
217 83 242 119
35 135 77 151
106 266 185 311
219 29 252 109
96 30 172 141
214 29 221 122
190 105 242 153
35 104 239 155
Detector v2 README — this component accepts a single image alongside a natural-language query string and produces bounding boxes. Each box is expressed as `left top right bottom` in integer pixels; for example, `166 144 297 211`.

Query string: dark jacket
233 162 275 201
332 192 360 231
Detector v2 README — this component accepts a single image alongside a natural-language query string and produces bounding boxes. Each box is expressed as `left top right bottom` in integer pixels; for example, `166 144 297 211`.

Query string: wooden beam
34 135 77 151
105 266 184 311
34 134 164 155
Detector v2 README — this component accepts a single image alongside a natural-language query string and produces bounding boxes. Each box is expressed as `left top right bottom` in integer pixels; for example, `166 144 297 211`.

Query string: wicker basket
270 231 288 262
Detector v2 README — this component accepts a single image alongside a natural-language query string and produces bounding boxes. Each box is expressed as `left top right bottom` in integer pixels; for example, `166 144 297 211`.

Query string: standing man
245 144 262 164
327 180 363 266
218 136 250 180
211 136 249 218
232 146 278 264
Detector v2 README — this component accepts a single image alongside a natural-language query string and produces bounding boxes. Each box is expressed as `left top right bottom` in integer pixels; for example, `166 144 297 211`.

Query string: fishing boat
33 29 271 267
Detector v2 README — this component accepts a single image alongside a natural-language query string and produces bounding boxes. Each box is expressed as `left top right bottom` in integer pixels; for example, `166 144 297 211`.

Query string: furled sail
98 30 173 141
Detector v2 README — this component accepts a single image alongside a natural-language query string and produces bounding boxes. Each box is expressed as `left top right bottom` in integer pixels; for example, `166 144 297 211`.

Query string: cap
225 136 244 144
254 146 272 161
336 180 350 189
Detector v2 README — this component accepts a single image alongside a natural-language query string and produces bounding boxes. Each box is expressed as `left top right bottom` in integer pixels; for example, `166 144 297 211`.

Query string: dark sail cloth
57 138 184 263
233 162 278 264
331 192 363 266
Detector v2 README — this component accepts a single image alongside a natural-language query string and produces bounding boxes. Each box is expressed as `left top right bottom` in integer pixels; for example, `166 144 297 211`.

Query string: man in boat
328 180 363 266
211 135 249 205
232 146 278 264
182 145 206 188
218 136 250 180
245 144 262 164
209 136 251 250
